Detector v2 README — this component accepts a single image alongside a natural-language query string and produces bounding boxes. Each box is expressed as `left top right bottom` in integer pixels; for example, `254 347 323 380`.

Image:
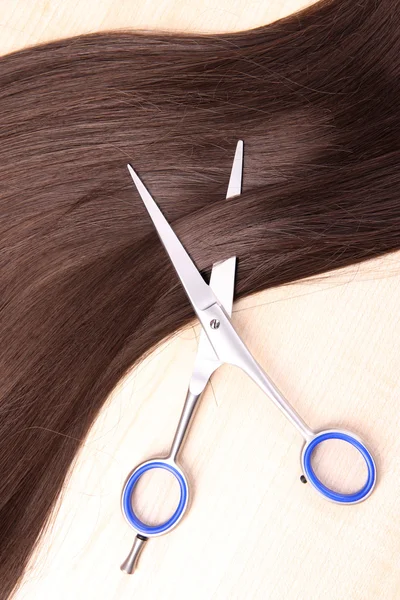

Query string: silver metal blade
189 140 243 394
226 140 244 199
209 256 237 317
195 139 243 363
127 139 244 397
127 164 217 312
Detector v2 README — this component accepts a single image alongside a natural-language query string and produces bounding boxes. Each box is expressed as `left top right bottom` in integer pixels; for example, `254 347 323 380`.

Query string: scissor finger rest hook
120 458 189 573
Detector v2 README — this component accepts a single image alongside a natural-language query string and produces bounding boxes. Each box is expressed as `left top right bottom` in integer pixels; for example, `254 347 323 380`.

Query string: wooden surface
2 1 400 599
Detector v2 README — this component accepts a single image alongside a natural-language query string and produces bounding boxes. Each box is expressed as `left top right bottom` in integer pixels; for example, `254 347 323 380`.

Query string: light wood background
2 1 400 599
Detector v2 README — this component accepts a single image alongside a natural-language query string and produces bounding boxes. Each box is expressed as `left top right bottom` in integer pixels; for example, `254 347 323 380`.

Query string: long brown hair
1 0 399 596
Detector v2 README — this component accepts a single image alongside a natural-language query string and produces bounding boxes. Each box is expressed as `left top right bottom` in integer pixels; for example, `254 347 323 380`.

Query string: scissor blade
195 139 243 364
226 140 243 198
127 164 217 312
189 141 243 394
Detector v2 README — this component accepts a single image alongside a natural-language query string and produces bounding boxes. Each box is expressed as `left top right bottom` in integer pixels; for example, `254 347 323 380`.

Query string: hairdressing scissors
121 140 376 573
120 141 243 573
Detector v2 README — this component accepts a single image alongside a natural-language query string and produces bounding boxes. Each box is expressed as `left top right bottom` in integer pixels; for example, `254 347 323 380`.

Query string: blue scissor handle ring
301 430 376 504
121 459 189 537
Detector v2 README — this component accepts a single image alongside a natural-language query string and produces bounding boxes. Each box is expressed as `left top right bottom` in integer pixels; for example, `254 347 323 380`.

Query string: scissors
121 140 376 573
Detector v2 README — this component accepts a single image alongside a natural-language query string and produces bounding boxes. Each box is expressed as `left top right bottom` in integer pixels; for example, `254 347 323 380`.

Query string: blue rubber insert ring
303 431 376 504
122 461 188 535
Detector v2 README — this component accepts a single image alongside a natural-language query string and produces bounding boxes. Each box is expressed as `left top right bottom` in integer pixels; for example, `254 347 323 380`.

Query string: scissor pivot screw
210 319 220 329
300 475 307 484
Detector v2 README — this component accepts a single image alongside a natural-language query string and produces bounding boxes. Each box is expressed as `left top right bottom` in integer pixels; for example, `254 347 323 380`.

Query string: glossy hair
1 0 400 596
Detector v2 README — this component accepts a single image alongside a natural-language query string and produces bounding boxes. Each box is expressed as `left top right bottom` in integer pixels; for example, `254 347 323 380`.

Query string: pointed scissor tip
226 140 244 199
127 163 146 198
127 163 136 179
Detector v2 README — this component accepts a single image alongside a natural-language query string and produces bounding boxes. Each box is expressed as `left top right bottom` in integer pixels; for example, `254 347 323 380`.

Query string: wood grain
1 1 399 599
